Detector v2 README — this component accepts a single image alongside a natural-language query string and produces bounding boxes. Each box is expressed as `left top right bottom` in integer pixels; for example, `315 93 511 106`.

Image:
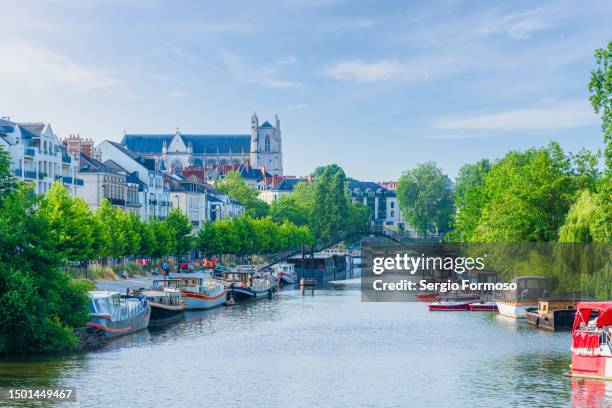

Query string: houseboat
274 263 296 285
86 291 151 337
152 278 227 310
495 276 550 318
526 300 579 331
570 302 612 380
138 286 186 324
216 267 274 302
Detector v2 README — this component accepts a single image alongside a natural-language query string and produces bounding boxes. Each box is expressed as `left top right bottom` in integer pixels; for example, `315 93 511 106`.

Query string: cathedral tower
249 113 283 176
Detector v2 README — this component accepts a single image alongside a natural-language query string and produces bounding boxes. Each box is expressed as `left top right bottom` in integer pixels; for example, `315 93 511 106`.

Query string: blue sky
1 0 611 180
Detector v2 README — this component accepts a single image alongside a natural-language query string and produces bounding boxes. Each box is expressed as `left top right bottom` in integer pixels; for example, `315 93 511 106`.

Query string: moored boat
495 276 550 318
526 300 580 331
274 263 296 285
428 300 474 311
152 278 227 310
87 291 150 337
139 286 186 325
570 302 612 380
469 302 498 311
218 267 274 302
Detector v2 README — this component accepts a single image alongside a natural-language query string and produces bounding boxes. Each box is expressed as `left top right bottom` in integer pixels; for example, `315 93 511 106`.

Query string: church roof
259 121 273 129
122 134 251 155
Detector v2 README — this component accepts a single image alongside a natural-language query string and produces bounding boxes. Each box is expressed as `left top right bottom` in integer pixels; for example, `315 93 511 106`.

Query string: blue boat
87 291 151 337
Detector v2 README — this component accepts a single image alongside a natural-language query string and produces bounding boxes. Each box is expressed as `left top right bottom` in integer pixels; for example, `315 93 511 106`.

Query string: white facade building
96 140 169 220
168 178 208 230
0 118 81 196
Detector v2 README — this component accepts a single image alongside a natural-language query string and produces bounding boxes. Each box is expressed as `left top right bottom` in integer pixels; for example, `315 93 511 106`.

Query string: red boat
469 302 498 311
416 292 440 302
428 301 473 311
570 302 612 380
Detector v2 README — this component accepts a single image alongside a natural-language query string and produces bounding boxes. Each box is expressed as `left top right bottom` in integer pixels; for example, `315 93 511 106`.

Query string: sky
1 0 611 180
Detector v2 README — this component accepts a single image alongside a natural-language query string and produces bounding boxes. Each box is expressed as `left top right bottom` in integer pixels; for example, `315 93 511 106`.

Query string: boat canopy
572 302 612 330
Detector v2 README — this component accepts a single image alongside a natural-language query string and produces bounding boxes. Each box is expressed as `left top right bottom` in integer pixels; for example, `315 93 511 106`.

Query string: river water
1 285 611 408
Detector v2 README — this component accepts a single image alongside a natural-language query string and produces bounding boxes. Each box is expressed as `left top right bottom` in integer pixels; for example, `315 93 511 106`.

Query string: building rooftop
122 134 251 155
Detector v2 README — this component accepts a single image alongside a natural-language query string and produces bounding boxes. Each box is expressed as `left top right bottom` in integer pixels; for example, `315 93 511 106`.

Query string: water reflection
0 289 591 408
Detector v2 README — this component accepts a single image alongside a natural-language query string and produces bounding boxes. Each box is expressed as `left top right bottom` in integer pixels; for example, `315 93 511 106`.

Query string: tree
165 208 193 256
589 40 612 170
397 162 454 237
0 185 89 354
270 195 310 226
449 159 491 242
94 200 127 259
558 190 610 242
0 147 15 197
215 171 269 218
196 221 220 257
311 165 350 240
149 219 176 260
473 143 582 242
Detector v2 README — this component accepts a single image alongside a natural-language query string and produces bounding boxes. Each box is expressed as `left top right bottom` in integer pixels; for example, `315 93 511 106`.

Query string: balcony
108 197 126 206
62 155 72 164
25 147 35 157
75 178 84 186
13 168 23 177
38 172 47 180
24 170 37 179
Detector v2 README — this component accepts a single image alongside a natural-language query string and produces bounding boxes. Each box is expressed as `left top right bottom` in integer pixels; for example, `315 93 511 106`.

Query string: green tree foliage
93 200 127 259
559 190 611 242
589 40 612 169
165 207 193 256
149 219 176 260
39 182 95 262
449 160 490 242
473 143 595 242
397 162 454 237
269 194 310 226
214 171 269 218
0 147 14 197
0 181 89 354
311 165 350 240
196 214 314 257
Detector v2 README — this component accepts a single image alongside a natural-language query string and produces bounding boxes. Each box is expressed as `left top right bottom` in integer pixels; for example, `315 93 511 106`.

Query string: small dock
300 278 317 295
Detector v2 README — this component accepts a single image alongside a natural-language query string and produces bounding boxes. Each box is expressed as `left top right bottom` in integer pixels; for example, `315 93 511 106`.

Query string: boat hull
228 286 272 302
149 303 185 325
469 302 498 311
183 290 227 310
428 301 472 311
571 353 612 380
496 302 537 318
526 309 576 331
280 274 295 285
87 304 151 338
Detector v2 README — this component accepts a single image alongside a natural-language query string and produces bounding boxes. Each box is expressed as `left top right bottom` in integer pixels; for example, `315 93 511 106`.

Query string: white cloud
477 8 551 40
432 101 598 131
324 60 402 82
0 43 116 90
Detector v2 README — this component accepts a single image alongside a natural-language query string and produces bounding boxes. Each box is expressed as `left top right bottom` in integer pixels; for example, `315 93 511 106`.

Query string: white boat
152 278 227 310
274 263 296 285
87 291 150 337
495 276 550 318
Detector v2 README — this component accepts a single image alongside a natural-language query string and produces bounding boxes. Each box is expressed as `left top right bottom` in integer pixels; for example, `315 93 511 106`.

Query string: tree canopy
397 162 454 237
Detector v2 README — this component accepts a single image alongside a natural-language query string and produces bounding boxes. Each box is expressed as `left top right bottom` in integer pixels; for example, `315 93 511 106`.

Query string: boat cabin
505 276 550 301
88 291 122 317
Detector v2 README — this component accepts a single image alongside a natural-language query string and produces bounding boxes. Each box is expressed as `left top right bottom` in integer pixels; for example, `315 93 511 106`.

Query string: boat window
94 298 109 314
87 302 96 314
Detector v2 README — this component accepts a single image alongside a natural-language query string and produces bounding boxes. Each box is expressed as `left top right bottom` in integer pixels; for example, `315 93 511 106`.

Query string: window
391 201 394 209
265 135 271 152
391 210 394 218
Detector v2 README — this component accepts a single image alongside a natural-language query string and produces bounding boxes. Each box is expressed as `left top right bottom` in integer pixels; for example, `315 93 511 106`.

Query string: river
0 283 611 407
